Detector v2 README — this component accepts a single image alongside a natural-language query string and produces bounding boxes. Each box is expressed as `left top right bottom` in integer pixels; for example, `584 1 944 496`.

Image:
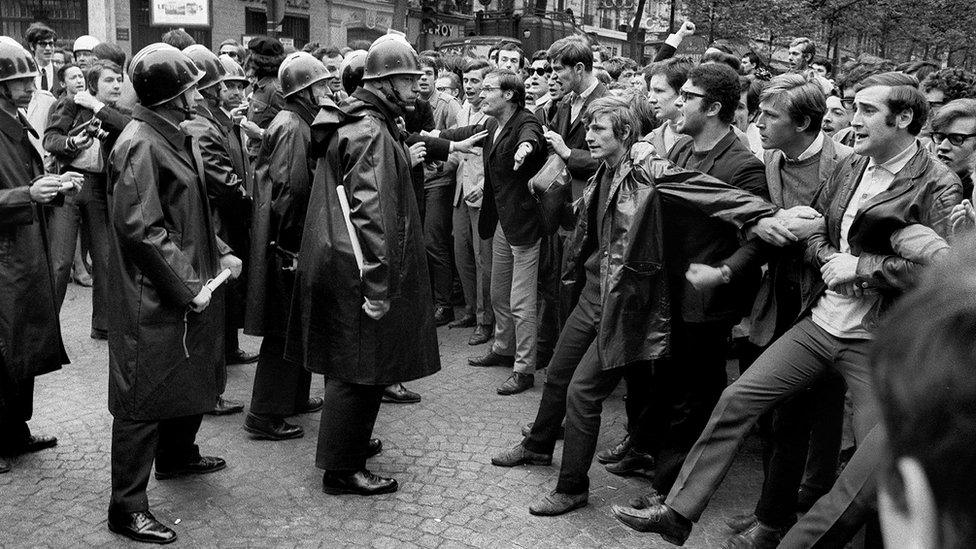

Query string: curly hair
920 68 976 102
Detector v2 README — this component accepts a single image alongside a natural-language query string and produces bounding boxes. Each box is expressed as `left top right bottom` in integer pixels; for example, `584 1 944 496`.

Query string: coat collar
283 97 319 127
132 104 186 150
351 88 403 139
690 128 739 174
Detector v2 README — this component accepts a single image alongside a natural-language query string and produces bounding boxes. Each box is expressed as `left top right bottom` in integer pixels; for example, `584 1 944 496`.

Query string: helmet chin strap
382 80 412 114
178 94 195 119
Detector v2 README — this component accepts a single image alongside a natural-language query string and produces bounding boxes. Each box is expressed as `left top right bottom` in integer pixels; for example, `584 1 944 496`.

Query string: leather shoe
596 433 631 464
626 488 663 509
725 512 757 534
491 443 552 467
448 314 477 329
155 456 226 480
207 396 244 416
20 434 58 454
529 490 588 516
605 448 656 477
367 438 382 458
0 457 9 474
468 324 493 346
721 521 785 549
382 383 421 404
298 396 324 414
611 503 693 546
226 348 259 365
322 469 398 495
497 372 533 395
468 350 514 367
243 414 304 440
433 306 454 326
521 421 564 440
108 510 176 544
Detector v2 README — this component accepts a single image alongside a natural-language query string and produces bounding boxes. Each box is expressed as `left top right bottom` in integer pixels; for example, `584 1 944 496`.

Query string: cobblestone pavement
1 284 763 548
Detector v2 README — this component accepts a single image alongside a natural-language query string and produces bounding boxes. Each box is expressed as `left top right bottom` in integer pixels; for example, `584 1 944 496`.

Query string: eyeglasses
435 86 455 93
530 67 551 76
931 132 976 146
220 50 239 59
840 97 855 110
678 89 708 101
37 40 55 48
480 85 502 92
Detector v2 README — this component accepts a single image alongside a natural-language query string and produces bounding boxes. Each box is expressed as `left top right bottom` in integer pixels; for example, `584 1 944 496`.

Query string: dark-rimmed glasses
678 89 708 101
931 132 976 146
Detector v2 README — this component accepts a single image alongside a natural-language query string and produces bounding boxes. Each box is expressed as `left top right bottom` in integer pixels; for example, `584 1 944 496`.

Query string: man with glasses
932 98 976 199
24 23 58 93
525 51 552 115
435 73 460 100
919 68 976 140
217 40 244 63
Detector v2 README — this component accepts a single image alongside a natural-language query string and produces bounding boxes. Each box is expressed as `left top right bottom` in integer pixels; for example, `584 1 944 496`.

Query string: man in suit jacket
442 69 547 396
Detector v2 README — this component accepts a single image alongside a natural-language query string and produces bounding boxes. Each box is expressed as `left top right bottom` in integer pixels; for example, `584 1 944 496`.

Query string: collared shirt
570 78 599 122
529 93 552 114
454 101 489 204
792 131 825 162
33 63 54 92
810 140 919 338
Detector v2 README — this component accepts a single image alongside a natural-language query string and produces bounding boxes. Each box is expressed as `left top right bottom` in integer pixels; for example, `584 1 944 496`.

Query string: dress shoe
298 396 324 414
596 433 631 464
108 510 176 544
367 438 382 458
491 443 552 467
626 488 663 509
468 350 514 367
243 414 304 440
155 456 226 480
20 434 57 454
322 469 398 495
725 512 757 533
721 521 785 549
611 503 693 546
448 314 477 329
468 324 493 346
433 306 454 326
497 372 533 395
207 396 244 416
382 383 421 404
605 448 656 477
0 457 9 474
521 421 564 440
91 328 108 340
528 490 588 516
226 348 259 365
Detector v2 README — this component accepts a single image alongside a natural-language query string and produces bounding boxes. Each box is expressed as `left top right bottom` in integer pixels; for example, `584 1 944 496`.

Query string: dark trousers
666 316 878 524
755 370 846 528
249 335 311 418
0 359 33 453
315 380 385 471
423 184 455 309
48 173 111 335
628 320 731 495
535 231 565 370
109 414 203 513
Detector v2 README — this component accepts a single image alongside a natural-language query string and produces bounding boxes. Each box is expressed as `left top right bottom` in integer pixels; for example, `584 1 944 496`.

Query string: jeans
452 201 493 325
489 224 540 374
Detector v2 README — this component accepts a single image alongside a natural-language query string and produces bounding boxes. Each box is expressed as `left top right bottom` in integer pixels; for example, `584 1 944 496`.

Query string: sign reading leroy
151 0 211 27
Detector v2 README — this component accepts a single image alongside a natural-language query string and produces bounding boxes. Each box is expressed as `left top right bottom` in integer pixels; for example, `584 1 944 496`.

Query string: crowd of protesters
1 16 975 549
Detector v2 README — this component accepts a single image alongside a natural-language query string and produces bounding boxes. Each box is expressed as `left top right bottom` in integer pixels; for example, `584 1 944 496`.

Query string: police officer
243 52 331 441
0 38 77 475
180 45 250 415
105 43 242 543
286 36 441 496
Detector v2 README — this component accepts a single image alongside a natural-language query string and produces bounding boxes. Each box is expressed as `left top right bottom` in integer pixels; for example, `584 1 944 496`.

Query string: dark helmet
182 45 226 91
279 51 330 98
340 49 367 95
363 36 423 81
130 43 203 107
218 54 249 85
0 38 39 83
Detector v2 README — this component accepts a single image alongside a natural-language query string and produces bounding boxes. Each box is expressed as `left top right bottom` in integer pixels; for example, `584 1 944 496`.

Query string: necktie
41 68 48 91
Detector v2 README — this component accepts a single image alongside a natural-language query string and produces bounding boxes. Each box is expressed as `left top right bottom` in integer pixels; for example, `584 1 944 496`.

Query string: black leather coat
0 110 68 381
284 88 441 385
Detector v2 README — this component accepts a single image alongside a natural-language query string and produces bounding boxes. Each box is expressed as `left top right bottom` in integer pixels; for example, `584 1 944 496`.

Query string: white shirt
810 140 919 338
570 79 599 122
33 63 54 92
454 101 489 206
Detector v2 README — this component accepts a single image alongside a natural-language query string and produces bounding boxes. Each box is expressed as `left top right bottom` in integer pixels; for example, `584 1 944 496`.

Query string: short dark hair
485 69 526 110
688 63 741 124
900 60 940 83
86 60 123 95
701 50 741 72
161 29 195 50
837 57 897 94
644 57 694 94
24 22 57 48
603 56 637 80
872 240 976 549
857 71 929 135
56 62 81 84
742 51 761 68
921 68 976 102
92 42 126 69
547 36 593 72
709 41 734 55
463 57 492 78
497 42 524 68
811 57 833 76
931 98 976 133
418 55 439 76
531 49 548 62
